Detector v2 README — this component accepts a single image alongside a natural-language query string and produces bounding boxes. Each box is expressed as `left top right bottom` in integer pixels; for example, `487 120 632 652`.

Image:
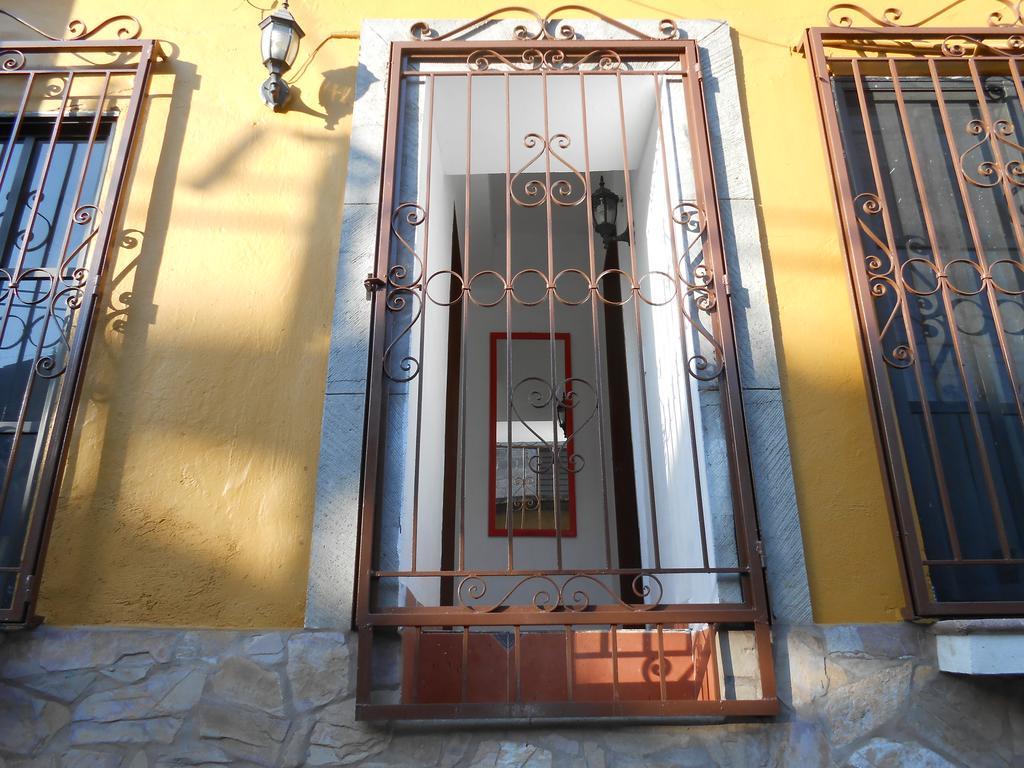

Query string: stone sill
933 619 1024 675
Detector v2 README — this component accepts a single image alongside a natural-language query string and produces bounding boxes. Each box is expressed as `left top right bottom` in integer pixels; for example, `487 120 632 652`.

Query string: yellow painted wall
12 0 989 627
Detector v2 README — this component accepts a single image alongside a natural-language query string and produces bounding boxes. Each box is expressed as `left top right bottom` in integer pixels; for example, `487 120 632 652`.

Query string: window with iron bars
354 12 777 720
806 11 1024 617
0 25 155 625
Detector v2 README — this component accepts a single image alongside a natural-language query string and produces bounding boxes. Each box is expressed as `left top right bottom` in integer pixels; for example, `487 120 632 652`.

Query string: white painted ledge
933 619 1024 675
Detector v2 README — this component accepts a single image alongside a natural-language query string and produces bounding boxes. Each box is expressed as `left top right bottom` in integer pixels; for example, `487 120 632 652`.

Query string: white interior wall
624 76 718 606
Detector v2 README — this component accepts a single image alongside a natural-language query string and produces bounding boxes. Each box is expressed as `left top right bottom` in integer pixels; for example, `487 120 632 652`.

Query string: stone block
773 626 827 716
152 743 234 766
70 718 182 746
742 388 811 624
697 25 755 202
242 633 285 660
845 738 957 768
306 394 365 628
210 656 284 715
20 670 97 704
718 199 779 391
468 742 553 768
0 684 70 755
306 700 390 766
99 653 157 684
1 629 176 678
286 632 351 711
60 750 123 768
326 203 378 395
73 668 206 723
197 701 288 766
904 665 1014 767
822 660 912 748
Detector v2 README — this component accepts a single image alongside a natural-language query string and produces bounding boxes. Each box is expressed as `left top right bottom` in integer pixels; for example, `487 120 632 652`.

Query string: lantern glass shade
260 9 303 70
591 176 619 231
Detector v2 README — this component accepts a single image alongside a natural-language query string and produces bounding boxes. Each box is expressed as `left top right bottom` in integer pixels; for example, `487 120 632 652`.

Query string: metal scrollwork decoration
509 375 597 475
826 0 1024 28
855 192 916 368
509 132 588 208
672 202 725 381
0 9 143 42
959 119 1024 187
382 203 426 383
468 47 624 71
411 5 678 42
457 572 663 612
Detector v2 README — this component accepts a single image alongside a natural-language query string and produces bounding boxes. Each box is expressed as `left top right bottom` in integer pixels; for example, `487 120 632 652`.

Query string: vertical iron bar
656 623 667 701
514 624 522 703
505 71 515 568
457 73 473 571
0 73 35 212
683 45 769 616
610 624 620 702
461 625 470 702
356 42 406 627
653 71 712 570
565 624 574 701
615 69 662 571
577 71 614 571
540 71 564 567
409 74 437 574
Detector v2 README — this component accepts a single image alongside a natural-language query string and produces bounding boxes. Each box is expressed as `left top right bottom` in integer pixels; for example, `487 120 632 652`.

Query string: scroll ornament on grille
0 9 142 42
457 572 663 612
672 202 725 381
0 203 103 379
959 119 1024 187
510 133 587 208
382 203 426 383
510 376 596 474
854 192 916 368
468 47 624 71
825 1 1024 27
410 6 678 42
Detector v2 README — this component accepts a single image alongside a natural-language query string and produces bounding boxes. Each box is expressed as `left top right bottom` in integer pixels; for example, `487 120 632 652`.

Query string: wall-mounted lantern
259 1 304 111
591 176 629 247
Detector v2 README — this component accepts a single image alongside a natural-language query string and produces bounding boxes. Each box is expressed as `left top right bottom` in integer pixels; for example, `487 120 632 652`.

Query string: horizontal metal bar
915 600 1024 617
923 559 1024 567
400 69 684 77
0 40 150 52
362 604 763 627
395 40 696 53
813 26 1024 37
357 698 780 720
825 56 1024 63
0 67 141 75
372 567 749 577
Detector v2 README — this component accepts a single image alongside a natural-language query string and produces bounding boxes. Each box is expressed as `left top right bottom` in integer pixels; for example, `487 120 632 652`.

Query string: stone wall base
0 624 1021 767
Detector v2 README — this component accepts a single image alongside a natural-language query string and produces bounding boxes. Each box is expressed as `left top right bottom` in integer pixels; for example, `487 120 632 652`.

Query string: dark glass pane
0 119 108 605
836 74 1024 603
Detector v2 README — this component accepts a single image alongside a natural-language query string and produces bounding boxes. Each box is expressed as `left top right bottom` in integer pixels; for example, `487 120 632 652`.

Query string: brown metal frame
806 5 1024 618
0 14 155 625
355 10 776 720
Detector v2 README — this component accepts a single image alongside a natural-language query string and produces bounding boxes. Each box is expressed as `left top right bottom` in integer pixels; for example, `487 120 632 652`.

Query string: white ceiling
427 74 660 175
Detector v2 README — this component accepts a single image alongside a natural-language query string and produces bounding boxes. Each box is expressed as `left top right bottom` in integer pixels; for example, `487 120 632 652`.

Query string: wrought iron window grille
0 11 155 626
805 2 1024 618
353 8 777 720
